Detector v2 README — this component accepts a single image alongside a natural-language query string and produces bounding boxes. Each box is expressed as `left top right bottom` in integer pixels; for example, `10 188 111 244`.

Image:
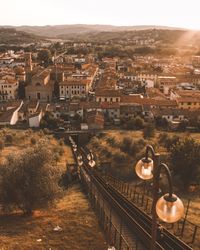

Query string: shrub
120 137 134 155
0 140 4 151
112 151 127 164
59 139 64 146
134 116 145 129
163 135 180 150
170 138 200 188
143 123 155 139
126 116 145 130
158 133 169 145
0 143 61 215
30 137 37 145
5 134 13 144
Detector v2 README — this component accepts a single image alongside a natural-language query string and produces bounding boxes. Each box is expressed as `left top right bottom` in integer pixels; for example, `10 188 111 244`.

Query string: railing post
119 218 123 250
181 199 191 236
191 225 198 244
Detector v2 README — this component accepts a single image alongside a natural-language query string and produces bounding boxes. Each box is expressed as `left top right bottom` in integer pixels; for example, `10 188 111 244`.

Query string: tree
170 138 200 188
127 116 144 130
134 117 145 129
177 120 188 132
143 123 155 139
18 81 26 99
155 116 169 129
0 143 61 215
40 112 59 129
38 49 52 67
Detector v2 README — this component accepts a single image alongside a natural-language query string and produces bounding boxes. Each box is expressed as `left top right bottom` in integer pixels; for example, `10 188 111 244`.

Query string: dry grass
0 129 74 172
57 145 75 171
0 184 107 250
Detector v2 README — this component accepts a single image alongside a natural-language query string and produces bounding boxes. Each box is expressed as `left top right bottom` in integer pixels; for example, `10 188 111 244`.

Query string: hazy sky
1 0 199 30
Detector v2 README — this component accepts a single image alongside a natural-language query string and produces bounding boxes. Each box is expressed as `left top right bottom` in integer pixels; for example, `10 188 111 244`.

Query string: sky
0 0 200 30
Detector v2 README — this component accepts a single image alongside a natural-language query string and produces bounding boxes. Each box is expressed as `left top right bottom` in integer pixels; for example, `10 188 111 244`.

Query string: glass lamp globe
156 194 184 223
77 155 82 161
89 160 96 168
87 154 91 161
78 159 83 166
135 157 154 180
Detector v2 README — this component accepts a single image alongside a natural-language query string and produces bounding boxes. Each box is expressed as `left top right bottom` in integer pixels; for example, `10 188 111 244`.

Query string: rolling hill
0 28 45 45
2 24 186 39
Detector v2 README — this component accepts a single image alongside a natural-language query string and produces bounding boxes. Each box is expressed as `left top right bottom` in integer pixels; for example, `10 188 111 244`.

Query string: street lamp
87 152 96 168
134 145 184 250
72 144 77 152
77 155 83 167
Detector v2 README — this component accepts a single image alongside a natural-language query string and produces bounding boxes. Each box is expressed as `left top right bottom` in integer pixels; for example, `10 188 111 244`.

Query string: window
187 102 191 105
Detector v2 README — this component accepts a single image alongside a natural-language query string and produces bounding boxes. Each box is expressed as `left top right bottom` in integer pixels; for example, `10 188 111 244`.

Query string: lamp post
135 145 184 250
77 155 83 167
87 152 96 168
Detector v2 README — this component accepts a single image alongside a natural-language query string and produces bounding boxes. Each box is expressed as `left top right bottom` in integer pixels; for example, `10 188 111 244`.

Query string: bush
30 137 37 145
134 116 145 129
158 133 169 145
112 151 127 164
177 120 188 132
143 123 155 139
163 135 180 150
59 139 64 146
5 134 13 144
170 138 200 188
0 140 4 151
0 143 61 215
127 116 145 130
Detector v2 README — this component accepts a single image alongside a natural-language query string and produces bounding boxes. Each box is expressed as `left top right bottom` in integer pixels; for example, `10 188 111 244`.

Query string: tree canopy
0 142 61 215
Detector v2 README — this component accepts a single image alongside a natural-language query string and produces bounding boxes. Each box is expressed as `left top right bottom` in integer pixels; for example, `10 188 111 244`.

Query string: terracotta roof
152 108 200 119
177 97 200 103
95 89 121 97
80 102 101 109
59 79 90 86
101 102 120 109
0 108 16 122
121 96 177 107
175 90 200 98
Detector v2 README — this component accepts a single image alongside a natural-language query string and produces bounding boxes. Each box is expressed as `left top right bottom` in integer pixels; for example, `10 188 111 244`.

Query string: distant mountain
1 24 186 39
0 28 45 45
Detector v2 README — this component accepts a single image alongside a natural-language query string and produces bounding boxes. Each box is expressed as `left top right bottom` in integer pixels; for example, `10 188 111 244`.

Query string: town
0 29 200 133
0 24 200 250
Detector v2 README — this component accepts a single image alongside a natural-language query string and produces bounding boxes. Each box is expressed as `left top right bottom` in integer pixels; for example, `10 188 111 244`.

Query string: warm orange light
156 194 184 223
135 158 153 180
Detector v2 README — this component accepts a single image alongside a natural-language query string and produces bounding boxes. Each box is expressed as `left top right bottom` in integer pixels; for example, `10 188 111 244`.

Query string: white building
59 80 90 100
0 79 19 101
29 110 43 128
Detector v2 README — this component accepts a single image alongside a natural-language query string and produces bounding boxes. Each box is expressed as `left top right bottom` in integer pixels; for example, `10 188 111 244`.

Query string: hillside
2 24 186 38
0 28 45 45
0 184 106 250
